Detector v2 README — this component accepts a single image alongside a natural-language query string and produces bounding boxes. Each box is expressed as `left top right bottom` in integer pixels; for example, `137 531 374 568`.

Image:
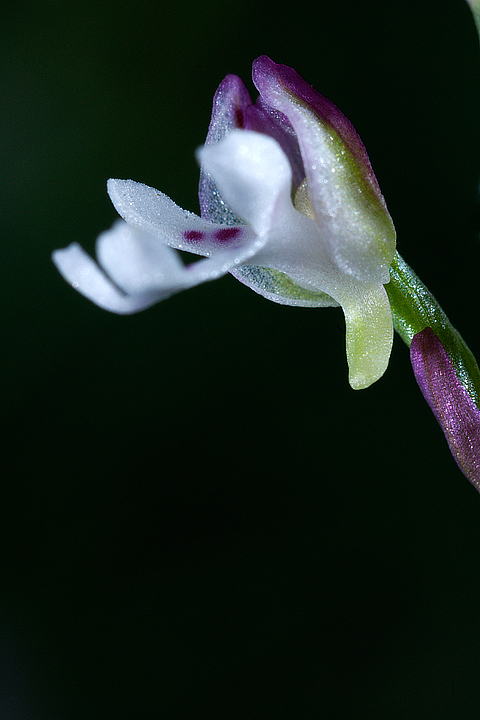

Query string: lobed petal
95 219 190 295
52 228 164 314
411 327 480 489
253 56 396 285
53 220 254 315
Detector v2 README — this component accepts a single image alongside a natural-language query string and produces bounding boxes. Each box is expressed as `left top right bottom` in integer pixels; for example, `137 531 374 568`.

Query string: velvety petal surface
411 327 480 489
53 232 163 314
198 130 293 237
108 179 257 261
253 55 383 201
198 130 339 294
199 86 324 305
53 220 252 315
253 56 396 285
244 100 304 191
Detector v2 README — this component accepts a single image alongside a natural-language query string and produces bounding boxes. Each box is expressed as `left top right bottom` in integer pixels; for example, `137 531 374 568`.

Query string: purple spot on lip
215 227 241 243
234 108 244 128
184 230 204 243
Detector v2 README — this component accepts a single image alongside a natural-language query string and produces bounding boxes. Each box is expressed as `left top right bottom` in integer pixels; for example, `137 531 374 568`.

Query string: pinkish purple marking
215 227 241 243
234 108 244 128
183 230 204 243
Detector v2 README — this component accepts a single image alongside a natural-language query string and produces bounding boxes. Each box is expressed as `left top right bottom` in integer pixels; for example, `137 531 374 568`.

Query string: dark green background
2 0 480 717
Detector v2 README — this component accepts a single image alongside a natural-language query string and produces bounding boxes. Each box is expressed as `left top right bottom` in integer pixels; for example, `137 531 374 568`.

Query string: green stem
385 251 480 407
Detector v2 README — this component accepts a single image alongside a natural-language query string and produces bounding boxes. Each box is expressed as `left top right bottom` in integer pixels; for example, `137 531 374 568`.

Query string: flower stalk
385 250 480 489
386 252 480 408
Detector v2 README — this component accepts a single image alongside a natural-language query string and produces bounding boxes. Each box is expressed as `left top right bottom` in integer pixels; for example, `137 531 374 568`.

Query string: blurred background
2 0 480 717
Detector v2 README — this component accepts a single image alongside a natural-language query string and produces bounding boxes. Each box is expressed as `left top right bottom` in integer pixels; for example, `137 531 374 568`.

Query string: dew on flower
184 230 204 243
50 51 480 491
214 227 241 243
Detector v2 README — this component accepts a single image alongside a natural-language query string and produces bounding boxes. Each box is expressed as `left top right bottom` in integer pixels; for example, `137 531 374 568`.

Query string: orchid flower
53 56 397 390
52 50 480 490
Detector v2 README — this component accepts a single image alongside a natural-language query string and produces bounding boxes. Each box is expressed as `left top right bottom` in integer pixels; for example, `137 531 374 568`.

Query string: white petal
53 220 258 315
95 220 186 295
108 179 215 254
107 178 257 260
198 131 347 301
52 241 161 314
197 130 293 236
97 220 252 293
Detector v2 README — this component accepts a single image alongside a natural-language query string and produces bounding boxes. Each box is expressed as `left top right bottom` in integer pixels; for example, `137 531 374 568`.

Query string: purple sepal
252 56 384 203
411 327 480 491
199 75 252 223
200 70 305 223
